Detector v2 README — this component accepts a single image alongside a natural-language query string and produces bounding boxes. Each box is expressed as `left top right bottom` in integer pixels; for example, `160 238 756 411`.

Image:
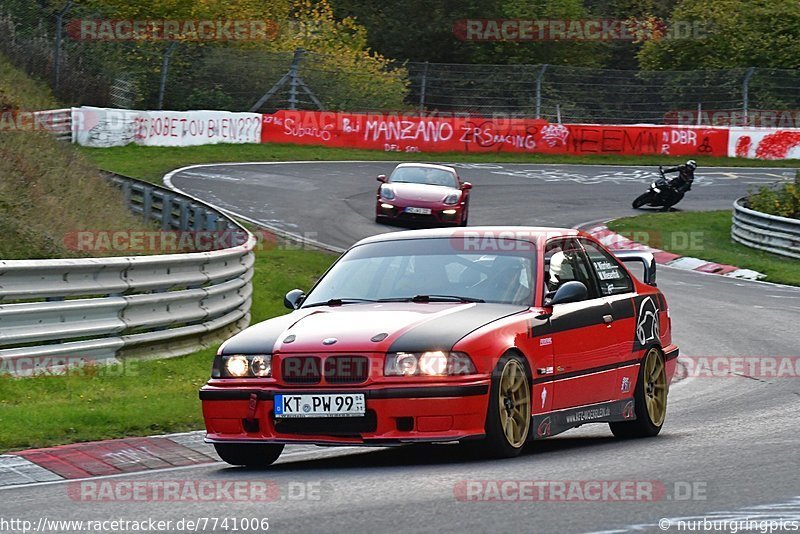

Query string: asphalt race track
167 162 794 251
4 162 800 533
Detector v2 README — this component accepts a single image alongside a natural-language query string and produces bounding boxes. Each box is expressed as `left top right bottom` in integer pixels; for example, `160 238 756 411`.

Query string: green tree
479 0 607 67
333 0 489 63
270 0 409 111
638 0 800 70
334 0 609 66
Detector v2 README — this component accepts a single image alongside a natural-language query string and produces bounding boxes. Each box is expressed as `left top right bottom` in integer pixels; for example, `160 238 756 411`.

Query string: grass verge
0 245 335 452
608 211 800 286
0 53 154 259
80 143 800 185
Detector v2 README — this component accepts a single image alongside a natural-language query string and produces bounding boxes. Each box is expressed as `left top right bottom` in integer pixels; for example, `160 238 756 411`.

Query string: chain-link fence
3 4 800 125
405 62 800 124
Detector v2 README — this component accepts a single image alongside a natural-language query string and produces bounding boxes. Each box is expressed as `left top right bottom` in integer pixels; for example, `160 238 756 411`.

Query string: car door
544 238 618 410
578 238 639 401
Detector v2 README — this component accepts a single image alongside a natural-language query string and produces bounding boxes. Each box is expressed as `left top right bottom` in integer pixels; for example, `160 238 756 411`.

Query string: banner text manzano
260 111 730 157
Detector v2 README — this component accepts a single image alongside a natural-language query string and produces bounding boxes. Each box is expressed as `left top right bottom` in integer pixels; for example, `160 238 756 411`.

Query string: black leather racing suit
662 164 695 194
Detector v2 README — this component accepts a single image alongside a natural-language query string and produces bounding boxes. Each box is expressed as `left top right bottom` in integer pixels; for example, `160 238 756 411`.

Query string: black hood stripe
219 312 306 355
387 303 528 353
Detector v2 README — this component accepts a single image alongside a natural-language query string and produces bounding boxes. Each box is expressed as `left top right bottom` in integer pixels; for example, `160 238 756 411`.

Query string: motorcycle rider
632 160 697 210
660 159 697 194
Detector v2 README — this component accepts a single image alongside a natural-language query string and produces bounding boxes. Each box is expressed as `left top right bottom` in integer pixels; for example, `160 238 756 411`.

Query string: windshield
303 238 535 307
389 167 458 188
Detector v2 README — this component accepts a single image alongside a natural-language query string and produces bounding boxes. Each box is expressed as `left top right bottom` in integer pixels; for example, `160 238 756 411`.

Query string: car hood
219 302 527 354
388 183 458 203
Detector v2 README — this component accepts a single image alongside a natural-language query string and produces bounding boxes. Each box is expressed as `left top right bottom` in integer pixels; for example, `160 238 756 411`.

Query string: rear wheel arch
611 344 668 439
636 343 665 387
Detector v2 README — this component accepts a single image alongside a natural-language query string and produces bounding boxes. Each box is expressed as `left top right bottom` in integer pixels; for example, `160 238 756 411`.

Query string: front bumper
200 382 489 445
376 202 463 225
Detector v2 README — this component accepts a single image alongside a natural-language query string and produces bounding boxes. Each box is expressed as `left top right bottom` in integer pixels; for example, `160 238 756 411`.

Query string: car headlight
213 354 272 378
250 355 272 377
225 355 249 377
443 192 461 205
384 351 476 376
380 185 395 200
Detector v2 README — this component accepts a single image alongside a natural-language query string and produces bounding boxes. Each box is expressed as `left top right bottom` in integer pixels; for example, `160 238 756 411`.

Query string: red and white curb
0 431 219 488
583 224 766 281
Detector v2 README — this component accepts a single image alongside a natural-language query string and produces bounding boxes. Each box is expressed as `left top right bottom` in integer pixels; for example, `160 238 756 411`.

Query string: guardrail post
205 212 219 231
161 194 174 230
122 181 132 208
178 199 190 230
142 187 153 222
190 205 204 230
129 183 145 217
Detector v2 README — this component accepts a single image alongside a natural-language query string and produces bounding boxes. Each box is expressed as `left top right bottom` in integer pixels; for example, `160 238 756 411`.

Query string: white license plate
405 207 432 215
274 393 365 418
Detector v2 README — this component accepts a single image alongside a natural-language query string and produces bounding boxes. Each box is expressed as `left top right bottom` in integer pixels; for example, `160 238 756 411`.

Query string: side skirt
531 398 636 440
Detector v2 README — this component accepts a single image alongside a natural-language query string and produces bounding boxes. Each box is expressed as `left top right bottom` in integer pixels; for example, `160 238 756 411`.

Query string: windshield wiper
303 298 377 308
379 294 484 303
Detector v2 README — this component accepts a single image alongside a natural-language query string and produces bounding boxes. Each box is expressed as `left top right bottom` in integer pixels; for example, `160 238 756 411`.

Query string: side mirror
615 251 657 286
284 289 305 310
548 281 588 306
461 182 472 190
377 174 387 183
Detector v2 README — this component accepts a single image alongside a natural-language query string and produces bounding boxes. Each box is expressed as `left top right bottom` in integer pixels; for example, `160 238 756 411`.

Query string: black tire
469 353 532 458
609 347 667 439
214 443 285 467
460 208 469 227
632 192 654 209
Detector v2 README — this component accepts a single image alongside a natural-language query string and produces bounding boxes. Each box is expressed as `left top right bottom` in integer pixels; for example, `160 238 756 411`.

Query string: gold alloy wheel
497 359 531 448
643 348 667 427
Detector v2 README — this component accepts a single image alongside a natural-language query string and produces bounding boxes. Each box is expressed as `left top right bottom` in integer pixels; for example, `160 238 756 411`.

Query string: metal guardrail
32 108 73 142
0 174 255 376
732 197 800 260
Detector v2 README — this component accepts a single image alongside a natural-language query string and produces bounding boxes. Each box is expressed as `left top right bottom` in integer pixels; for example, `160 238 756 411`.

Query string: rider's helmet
685 160 697 170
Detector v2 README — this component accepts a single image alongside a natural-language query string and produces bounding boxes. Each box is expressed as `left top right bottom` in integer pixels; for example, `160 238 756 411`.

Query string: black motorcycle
632 168 686 210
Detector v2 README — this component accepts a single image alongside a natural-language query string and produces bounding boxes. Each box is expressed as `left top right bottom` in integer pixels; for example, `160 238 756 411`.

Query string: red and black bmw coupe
201 227 678 466
375 163 471 226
